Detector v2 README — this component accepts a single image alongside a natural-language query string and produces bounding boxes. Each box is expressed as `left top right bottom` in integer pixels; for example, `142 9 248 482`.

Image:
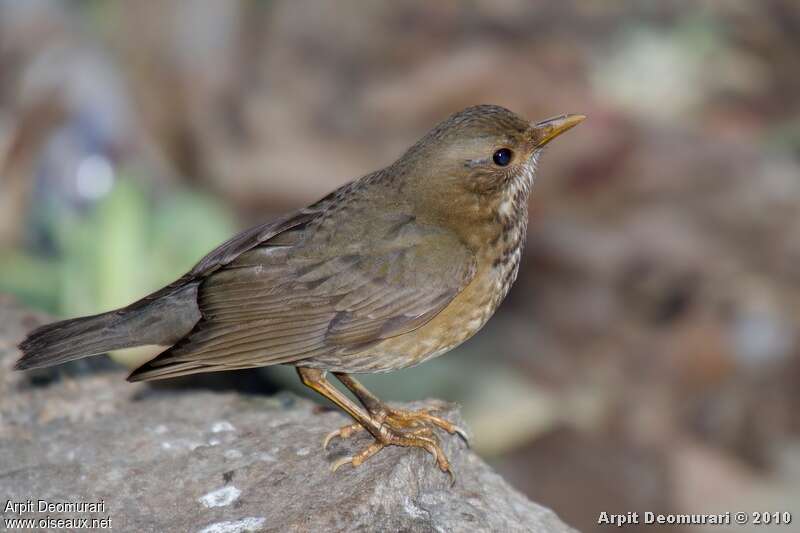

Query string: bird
16 104 584 477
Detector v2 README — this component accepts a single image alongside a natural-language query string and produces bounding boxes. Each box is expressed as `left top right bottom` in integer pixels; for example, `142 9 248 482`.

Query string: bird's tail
15 282 201 371
15 310 139 370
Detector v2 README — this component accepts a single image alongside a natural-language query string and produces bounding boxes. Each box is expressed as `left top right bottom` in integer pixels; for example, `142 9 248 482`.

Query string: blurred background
1 1 799 531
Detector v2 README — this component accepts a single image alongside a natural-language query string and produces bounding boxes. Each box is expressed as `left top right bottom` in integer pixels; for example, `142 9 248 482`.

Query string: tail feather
15 282 202 371
16 311 135 370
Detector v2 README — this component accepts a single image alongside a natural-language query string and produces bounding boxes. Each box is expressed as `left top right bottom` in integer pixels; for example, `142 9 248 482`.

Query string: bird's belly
306 263 513 373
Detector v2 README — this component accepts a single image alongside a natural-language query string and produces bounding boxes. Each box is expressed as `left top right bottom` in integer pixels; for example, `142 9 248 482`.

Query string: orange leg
332 372 469 444
297 368 456 478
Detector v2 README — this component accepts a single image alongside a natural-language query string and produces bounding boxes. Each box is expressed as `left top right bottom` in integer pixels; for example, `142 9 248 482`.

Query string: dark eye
492 148 513 167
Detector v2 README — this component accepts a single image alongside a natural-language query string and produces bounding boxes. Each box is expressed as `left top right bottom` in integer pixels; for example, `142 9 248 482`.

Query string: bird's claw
329 426 454 482
453 426 470 448
323 404 463 481
323 422 364 450
379 405 470 447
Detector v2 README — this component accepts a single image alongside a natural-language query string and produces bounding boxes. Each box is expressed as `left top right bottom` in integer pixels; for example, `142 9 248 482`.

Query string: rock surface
0 296 574 532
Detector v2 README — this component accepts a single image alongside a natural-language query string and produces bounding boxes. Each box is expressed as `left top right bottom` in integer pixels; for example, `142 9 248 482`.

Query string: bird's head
394 104 584 223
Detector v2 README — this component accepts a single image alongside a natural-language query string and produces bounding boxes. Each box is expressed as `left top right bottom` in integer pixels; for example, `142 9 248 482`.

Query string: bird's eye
492 148 513 167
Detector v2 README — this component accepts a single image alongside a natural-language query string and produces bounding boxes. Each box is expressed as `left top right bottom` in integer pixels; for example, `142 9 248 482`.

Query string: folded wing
128 221 475 381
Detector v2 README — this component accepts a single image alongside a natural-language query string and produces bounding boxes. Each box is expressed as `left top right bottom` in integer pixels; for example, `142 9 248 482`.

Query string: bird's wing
128 220 476 381
128 178 366 311
126 209 317 311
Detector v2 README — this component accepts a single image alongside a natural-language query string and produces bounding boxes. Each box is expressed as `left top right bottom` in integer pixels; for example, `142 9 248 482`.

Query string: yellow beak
531 114 586 148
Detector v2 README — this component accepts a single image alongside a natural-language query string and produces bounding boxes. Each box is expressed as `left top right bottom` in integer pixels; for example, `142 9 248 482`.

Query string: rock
0 296 574 533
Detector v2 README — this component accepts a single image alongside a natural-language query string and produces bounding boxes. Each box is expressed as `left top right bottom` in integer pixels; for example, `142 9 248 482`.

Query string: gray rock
0 296 574 533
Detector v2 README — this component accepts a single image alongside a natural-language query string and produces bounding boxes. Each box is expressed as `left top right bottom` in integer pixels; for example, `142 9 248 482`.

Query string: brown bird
16 105 583 476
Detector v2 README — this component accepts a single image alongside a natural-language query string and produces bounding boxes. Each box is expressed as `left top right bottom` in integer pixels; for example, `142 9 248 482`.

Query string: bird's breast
312 177 532 373
344 214 528 373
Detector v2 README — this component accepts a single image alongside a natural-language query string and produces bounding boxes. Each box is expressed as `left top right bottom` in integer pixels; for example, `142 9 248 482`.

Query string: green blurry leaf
4 173 237 320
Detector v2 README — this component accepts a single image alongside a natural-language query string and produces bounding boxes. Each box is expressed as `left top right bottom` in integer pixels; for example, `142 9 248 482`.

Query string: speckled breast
304 170 532 374
307 236 524 374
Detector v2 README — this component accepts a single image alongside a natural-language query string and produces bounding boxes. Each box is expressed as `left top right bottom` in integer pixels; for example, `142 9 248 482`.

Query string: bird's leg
297 367 452 476
332 372 469 444
322 371 468 476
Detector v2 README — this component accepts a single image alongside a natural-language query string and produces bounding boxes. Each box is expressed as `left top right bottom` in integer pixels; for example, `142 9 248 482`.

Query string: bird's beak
530 114 586 148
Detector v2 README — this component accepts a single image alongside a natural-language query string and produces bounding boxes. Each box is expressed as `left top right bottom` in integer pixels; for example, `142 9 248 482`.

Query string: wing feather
129 218 475 381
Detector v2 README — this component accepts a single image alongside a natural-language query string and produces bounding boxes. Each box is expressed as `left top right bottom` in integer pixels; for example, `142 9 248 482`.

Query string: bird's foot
376 405 470 446
330 424 453 482
324 405 469 448
323 404 467 481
